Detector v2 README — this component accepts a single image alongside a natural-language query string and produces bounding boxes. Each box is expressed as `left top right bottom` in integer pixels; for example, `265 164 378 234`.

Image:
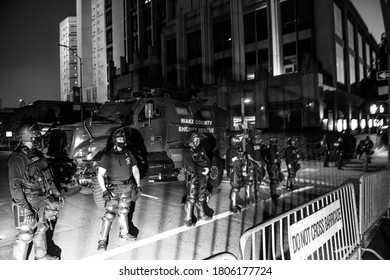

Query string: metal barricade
204 252 238 260
239 183 360 260
358 170 390 259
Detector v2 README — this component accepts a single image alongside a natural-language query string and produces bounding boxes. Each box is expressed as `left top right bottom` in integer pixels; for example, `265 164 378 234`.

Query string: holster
44 195 61 221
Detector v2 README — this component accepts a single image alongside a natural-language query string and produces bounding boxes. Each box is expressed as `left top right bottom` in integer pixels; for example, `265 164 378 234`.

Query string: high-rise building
78 0 380 132
59 17 78 102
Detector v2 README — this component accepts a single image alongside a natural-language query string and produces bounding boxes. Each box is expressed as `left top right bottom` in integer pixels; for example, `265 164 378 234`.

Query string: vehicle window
200 109 214 119
138 106 165 122
174 105 192 116
97 101 135 118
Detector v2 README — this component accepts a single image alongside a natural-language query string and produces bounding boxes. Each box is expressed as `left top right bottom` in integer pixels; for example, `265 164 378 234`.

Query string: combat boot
230 188 242 213
184 202 196 227
35 254 59 260
196 201 212 221
97 212 115 251
245 184 255 205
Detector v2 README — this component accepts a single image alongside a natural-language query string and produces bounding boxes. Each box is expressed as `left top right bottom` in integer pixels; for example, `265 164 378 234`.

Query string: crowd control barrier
358 170 390 259
239 183 360 260
204 252 238 260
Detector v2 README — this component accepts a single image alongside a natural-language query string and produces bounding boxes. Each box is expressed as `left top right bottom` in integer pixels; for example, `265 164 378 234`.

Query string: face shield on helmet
229 135 242 150
270 138 278 150
111 128 126 150
16 123 42 149
251 130 262 144
287 137 296 146
188 132 202 148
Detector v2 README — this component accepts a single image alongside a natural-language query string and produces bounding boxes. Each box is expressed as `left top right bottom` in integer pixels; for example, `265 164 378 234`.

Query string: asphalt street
0 149 389 260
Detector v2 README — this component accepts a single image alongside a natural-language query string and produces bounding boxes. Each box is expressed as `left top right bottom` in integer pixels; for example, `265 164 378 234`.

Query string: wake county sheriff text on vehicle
178 118 215 133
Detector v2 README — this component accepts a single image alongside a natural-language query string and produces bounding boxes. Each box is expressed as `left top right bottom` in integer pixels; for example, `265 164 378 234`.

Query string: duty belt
111 180 130 185
23 189 44 198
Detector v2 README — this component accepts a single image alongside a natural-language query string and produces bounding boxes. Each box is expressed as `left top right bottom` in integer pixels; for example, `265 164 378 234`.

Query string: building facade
78 0 380 132
59 17 78 101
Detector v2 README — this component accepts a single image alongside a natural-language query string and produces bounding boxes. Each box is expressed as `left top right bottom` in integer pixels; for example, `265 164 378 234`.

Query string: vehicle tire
58 181 81 197
209 156 224 188
92 178 106 209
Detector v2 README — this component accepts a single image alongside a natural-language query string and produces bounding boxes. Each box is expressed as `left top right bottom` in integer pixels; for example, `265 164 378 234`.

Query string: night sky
0 0 385 109
0 0 76 108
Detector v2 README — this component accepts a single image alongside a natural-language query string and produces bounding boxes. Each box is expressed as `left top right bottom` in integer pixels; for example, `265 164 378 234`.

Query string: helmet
16 123 42 148
287 137 296 146
111 128 126 149
251 130 262 144
188 131 203 148
229 135 242 150
270 138 278 145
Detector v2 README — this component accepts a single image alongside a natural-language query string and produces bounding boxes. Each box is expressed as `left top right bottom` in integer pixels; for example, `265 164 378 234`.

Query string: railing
358 170 390 259
239 183 360 260
204 252 238 260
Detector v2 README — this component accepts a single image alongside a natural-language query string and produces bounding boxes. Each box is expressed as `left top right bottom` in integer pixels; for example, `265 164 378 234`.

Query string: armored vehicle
46 89 228 207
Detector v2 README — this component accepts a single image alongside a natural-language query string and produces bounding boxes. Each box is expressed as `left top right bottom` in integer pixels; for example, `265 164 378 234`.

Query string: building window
258 48 269 71
336 43 345 84
106 29 113 44
366 42 370 73
166 38 177 65
188 64 202 86
106 11 112 26
256 7 268 41
107 47 113 63
214 57 232 83
246 51 256 80
213 19 231 53
187 30 202 59
349 53 356 85
280 0 311 35
244 12 256 44
348 20 354 50
358 33 363 58
244 7 269 44
334 3 343 39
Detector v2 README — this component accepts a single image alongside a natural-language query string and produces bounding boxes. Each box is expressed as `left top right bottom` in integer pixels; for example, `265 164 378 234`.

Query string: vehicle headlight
73 145 99 159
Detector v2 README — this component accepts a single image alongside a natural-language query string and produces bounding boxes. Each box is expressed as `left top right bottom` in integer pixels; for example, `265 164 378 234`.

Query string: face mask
114 137 125 150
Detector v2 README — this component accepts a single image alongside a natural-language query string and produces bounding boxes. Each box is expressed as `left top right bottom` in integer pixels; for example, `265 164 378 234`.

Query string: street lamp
58 43 83 122
241 97 252 152
19 99 26 108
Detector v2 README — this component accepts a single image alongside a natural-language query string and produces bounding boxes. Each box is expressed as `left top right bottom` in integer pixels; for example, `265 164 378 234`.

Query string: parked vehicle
45 88 229 207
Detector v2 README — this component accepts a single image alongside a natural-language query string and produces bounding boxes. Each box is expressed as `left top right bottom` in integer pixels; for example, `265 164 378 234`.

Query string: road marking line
301 168 319 172
81 209 243 260
140 193 159 200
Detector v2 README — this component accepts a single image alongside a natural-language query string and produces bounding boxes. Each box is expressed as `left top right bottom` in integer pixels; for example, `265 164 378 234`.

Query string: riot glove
103 190 113 201
23 206 35 223
202 167 210 175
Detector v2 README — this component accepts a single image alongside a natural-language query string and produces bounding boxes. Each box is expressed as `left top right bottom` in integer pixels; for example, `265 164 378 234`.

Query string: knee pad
35 223 49 234
103 211 116 222
18 231 33 243
106 203 118 213
186 196 196 205
230 187 240 196
230 181 240 189
119 194 131 205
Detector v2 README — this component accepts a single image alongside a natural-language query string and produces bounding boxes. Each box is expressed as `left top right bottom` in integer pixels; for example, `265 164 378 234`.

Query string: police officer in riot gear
7 122 65 260
246 129 266 202
182 131 212 227
96 127 142 251
226 134 246 213
263 138 282 201
284 137 301 191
